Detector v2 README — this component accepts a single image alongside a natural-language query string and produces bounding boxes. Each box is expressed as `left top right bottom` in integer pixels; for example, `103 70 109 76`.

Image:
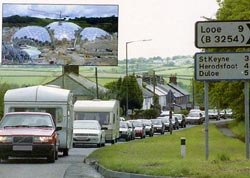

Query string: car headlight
0 136 12 143
33 136 53 143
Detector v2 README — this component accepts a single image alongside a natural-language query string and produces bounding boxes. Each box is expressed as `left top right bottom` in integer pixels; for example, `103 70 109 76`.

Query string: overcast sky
1 0 219 59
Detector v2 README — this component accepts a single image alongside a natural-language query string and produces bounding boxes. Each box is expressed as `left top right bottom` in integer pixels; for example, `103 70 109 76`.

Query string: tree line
3 15 118 34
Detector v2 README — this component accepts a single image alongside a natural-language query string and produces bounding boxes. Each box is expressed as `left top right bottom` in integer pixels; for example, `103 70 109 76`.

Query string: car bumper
153 128 163 133
0 144 55 158
119 133 130 139
73 136 101 145
134 131 143 137
186 119 202 124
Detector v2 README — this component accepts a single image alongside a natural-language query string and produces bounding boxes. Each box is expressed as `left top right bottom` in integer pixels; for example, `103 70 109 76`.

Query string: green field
0 63 194 88
88 123 249 178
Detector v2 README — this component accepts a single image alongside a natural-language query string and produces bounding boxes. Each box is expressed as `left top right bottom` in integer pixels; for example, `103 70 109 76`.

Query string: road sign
195 21 250 48
195 52 250 81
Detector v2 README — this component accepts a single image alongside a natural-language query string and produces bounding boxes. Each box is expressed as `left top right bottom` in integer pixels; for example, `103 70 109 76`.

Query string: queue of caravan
3 85 74 156
2 85 120 159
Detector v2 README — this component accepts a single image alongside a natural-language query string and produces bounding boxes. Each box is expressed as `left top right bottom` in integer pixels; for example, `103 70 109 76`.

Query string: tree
105 75 143 115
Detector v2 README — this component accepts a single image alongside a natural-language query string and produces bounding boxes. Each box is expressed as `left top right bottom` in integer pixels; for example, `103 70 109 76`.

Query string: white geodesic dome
46 21 81 41
80 27 112 41
12 26 52 44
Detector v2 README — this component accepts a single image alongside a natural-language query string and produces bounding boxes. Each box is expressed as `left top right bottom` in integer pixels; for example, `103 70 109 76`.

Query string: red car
128 120 146 139
0 112 61 163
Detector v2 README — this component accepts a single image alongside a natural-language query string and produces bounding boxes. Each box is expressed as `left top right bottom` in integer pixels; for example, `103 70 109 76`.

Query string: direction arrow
247 23 250 44
195 21 250 48
247 23 250 30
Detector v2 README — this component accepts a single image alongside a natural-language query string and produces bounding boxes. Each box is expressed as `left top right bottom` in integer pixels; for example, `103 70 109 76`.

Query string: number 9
238 25 244 32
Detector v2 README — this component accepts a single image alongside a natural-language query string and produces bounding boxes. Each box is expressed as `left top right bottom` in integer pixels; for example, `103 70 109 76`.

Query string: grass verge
88 124 250 178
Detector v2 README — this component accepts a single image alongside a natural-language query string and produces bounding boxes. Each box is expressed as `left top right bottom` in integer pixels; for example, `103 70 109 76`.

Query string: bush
141 108 160 119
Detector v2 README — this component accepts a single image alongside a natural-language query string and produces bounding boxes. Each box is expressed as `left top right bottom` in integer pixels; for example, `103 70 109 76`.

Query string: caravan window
75 112 110 126
9 107 63 124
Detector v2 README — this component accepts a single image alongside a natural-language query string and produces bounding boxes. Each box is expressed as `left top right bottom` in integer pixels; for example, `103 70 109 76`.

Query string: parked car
157 116 170 132
0 112 61 163
171 116 180 130
128 120 146 139
139 119 154 137
119 121 132 141
73 120 106 147
186 111 203 124
174 114 186 128
220 109 233 119
208 109 220 120
151 118 165 134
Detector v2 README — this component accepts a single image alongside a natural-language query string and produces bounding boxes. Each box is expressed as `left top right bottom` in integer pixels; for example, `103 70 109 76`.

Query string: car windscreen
74 122 99 130
75 112 110 126
151 119 161 124
120 122 128 128
188 112 200 117
130 121 142 127
0 114 53 128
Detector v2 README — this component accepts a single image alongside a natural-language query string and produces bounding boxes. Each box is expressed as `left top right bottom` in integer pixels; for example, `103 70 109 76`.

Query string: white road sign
195 21 250 48
195 52 250 81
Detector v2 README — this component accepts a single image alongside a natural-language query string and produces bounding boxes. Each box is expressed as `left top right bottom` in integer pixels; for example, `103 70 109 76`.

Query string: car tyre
63 149 69 156
47 150 56 163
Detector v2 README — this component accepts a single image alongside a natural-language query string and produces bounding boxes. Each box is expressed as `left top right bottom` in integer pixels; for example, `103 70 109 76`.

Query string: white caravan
73 100 120 144
4 85 74 156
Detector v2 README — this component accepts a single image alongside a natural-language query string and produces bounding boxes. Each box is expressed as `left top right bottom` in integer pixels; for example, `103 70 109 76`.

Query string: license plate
78 137 90 141
13 145 33 151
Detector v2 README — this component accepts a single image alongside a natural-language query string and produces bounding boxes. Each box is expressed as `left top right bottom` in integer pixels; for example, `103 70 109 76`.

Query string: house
46 66 108 101
143 74 191 111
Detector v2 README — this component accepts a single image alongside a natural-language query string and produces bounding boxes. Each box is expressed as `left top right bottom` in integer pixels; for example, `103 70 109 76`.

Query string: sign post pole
204 81 209 160
245 81 249 159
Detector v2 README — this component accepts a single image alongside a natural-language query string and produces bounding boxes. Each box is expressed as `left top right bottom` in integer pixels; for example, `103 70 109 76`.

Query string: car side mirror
101 127 108 130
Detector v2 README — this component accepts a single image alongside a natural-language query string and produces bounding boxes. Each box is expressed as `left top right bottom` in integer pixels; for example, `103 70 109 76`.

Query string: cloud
3 4 118 18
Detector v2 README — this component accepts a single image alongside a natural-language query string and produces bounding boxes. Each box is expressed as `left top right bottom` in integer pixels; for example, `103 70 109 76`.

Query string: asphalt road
0 147 103 178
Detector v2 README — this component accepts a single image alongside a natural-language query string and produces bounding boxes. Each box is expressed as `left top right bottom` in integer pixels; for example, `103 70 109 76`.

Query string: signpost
195 20 250 160
195 52 250 81
195 21 250 48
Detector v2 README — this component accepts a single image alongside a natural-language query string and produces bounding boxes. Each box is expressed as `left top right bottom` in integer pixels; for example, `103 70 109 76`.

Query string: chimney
63 65 79 75
169 74 177 85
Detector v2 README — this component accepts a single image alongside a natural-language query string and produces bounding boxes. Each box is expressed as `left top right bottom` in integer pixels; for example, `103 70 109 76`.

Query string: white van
73 100 120 144
4 85 74 156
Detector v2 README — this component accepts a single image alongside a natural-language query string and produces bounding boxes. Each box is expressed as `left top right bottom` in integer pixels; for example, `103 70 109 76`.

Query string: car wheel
0 156 8 161
63 149 69 156
47 150 56 163
102 142 106 147
55 151 58 160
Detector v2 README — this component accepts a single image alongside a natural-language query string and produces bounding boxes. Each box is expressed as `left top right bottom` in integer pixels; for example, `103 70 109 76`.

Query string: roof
146 85 168 96
167 83 190 95
74 100 118 112
4 85 71 102
158 84 184 98
46 73 108 97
